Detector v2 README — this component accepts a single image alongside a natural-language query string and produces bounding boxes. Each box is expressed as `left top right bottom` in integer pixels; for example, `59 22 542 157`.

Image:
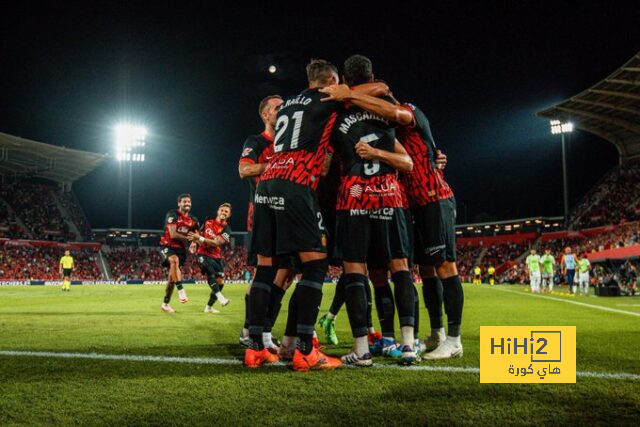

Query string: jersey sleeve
192 216 200 231
164 210 178 227
240 136 260 164
220 224 232 242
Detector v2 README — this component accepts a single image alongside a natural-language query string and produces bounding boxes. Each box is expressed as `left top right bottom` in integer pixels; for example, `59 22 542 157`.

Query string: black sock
175 281 183 291
284 286 299 337
374 283 395 338
248 266 277 349
422 276 444 329
365 280 373 330
344 273 369 338
329 274 346 316
413 285 420 339
243 293 249 330
442 275 464 337
264 285 285 333
391 271 415 327
296 259 327 354
163 295 170 304
207 277 220 306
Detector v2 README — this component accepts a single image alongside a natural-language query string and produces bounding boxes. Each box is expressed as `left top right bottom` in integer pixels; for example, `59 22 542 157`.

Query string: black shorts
251 179 327 257
335 207 410 267
412 197 457 266
246 231 258 267
160 246 186 268
198 255 224 279
62 268 72 277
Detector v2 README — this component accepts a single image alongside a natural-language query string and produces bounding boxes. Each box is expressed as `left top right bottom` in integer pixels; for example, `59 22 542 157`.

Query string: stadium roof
0 132 108 185
537 51 640 162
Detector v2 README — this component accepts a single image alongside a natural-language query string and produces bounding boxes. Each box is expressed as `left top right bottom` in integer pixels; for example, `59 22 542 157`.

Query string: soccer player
238 95 282 346
487 264 496 285
540 248 556 292
330 56 416 366
189 202 233 313
59 250 74 291
526 249 542 293
320 68 465 361
245 59 345 371
577 254 591 295
473 265 482 285
561 246 577 294
159 193 199 313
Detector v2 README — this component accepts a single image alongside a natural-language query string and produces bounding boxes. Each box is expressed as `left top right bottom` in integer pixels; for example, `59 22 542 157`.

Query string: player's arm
321 152 333 177
238 160 267 179
59 259 63 275
319 85 413 126
167 224 190 242
351 81 389 98
355 139 413 172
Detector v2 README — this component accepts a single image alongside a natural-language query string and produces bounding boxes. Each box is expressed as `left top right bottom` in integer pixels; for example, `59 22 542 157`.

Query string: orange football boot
244 348 279 368
292 348 342 372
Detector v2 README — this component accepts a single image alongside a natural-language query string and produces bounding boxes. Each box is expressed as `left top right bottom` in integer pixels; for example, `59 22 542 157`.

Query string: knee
436 261 458 279
388 258 409 274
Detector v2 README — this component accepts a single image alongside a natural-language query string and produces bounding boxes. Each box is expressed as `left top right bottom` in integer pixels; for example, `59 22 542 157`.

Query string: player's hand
187 231 200 241
355 141 378 160
435 150 447 169
319 84 352 102
189 242 198 254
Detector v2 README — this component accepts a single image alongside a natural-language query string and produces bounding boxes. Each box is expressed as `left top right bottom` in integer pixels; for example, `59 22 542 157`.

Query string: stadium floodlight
549 119 573 227
114 123 147 229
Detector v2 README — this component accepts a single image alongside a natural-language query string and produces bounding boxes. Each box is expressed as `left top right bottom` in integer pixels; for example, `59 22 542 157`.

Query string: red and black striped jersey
397 103 453 206
239 132 274 231
196 218 231 259
332 104 403 210
260 88 340 190
159 209 199 250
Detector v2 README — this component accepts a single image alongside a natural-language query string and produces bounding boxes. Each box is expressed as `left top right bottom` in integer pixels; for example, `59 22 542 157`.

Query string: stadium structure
0 53 638 294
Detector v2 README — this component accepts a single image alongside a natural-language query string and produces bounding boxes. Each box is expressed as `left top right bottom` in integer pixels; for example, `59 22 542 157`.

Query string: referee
59 250 74 292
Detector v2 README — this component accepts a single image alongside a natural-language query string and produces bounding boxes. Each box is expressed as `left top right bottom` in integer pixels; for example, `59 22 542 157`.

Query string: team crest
350 184 363 199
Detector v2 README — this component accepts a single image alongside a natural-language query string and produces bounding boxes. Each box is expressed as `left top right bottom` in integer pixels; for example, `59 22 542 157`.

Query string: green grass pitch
0 283 639 426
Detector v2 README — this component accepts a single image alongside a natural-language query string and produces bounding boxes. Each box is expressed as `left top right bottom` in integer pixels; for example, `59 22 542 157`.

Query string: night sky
2 2 639 231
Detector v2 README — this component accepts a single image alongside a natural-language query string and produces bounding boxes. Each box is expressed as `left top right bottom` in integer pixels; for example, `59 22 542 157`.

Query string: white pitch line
0 350 638 381
490 286 640 317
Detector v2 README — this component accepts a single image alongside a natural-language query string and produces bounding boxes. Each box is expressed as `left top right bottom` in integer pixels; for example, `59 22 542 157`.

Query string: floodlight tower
115 124 146 228
550 120 574 227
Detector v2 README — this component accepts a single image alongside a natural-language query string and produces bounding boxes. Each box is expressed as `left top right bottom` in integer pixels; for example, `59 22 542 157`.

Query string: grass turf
0 283 638 426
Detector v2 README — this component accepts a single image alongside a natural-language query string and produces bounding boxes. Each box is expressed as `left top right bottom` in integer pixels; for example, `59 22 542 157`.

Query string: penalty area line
0 350 638 381
490 286 640 317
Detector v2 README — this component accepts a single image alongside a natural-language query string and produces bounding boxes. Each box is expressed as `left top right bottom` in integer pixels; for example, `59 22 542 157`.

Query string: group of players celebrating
235 55 464 371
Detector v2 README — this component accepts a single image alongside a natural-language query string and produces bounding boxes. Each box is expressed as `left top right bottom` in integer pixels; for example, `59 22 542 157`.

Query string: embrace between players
239 55 465 371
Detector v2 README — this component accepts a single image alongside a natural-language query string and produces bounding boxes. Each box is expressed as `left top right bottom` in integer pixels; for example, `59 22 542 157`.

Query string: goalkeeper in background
59 250 74 291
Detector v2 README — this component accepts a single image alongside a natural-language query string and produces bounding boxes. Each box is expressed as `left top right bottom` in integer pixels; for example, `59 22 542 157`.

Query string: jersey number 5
274 111 304 153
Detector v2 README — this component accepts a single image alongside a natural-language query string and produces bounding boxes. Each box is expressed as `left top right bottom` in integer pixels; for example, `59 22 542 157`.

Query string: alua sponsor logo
364 182 397 195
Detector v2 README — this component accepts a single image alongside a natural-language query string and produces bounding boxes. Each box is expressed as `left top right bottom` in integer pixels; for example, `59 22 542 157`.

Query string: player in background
159 194 199 313
487 264 496 285
238 95 282 346
189 203 233 313
321 69 465 360
561 247 577 294
526 249 542 293
245 59 345 371
330 55 415 366
59 250 74 291
577 254 591 295
540 248 556 292
473 265 482 285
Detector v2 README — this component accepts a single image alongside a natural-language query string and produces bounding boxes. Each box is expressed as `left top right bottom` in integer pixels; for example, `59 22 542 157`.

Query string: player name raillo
281 96 312 109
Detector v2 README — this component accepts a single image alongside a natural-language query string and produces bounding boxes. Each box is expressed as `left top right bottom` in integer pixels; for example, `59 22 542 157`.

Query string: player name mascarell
339 112 389 134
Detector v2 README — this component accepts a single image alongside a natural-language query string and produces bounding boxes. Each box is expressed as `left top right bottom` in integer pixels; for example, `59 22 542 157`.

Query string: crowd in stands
571 159 640 229
0 182 75 242
0 203 29 239
59 192 92 240
456 244 483 283
0 245 101 281
593 260 638 296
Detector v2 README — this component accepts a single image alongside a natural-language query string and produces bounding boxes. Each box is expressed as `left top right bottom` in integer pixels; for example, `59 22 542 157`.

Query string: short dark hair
343 54 373 86
219 202 232 210
258 95 282 119
306 59 338 85
177 193 191 203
